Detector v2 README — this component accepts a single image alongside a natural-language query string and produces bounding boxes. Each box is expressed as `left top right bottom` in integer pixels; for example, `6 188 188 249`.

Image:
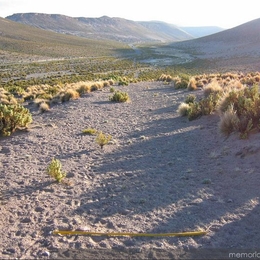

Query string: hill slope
169 17 260 70
7 13 194 43
180 26 224 38
0 17 130 62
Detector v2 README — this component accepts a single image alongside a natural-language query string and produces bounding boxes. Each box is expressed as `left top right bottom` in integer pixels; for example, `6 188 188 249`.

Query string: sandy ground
0 81 260 259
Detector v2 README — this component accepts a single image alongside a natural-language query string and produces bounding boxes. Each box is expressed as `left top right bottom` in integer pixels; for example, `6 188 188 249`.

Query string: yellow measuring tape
52 230 207 237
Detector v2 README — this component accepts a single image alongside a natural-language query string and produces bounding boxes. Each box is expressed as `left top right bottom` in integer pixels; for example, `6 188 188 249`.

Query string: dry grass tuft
178 103 190 116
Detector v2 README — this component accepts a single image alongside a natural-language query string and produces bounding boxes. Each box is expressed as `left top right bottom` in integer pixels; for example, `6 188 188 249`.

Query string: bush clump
0 104 32 136
218 85 260 138
109 91 130 103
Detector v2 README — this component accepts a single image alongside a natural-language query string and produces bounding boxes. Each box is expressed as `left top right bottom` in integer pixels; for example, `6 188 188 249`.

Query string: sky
0 0 260 29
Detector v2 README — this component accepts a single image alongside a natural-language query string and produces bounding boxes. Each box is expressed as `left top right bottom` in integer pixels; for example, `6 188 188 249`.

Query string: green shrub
187 102 202 120
110 87 115 93
217 85 260 137
110 91 130 103
174 77 189 89
95 131 112 149
0 104 32 136
47 158 66 183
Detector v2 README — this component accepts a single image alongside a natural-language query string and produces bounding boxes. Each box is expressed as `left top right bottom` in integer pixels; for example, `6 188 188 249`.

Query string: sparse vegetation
0 104 32 136
47 158 66 183
39 102 50 113
178 73 260 138
95 131 112 149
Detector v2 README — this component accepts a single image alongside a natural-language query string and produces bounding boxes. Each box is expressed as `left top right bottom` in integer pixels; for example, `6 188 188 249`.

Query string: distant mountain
6 13 194 43
180 26 224 38
169 17 260 70
6 13 192 43
138 21 193 41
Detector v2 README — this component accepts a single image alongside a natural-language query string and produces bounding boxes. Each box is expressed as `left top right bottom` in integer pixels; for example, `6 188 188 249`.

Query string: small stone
99 241 108 248
42 251 51 257
21 217 31 223
76 226 90 232
6 248 16 254
35 207 44 213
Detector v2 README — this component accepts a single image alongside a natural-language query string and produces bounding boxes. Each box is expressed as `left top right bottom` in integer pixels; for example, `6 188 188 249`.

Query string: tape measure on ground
52 230 207 237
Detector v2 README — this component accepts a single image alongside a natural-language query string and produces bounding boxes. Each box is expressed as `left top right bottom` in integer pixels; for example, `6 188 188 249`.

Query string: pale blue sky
0 0 260 28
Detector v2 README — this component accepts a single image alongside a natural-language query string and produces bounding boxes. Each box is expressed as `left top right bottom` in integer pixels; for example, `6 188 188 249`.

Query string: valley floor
0 81 260 259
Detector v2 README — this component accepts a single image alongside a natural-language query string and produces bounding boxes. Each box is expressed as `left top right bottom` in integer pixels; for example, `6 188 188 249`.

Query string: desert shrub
158 74 167 81
23 93 36 101
118 78 129 86
77 84 91 95
39 102 50 113
61 89 80 102
110 91 130 102
200 93 220 115
47 158 66 183
187 78 197 91
90 83 99 91
185 94 196 104
82 128 97 135
110 87 115 93
95 131 112 149
166 75 173 82
203 81 223 97
178 103 190 116
36 93 53 100
0 104 32 136
217 90 241 114
108 79 115 85
218 85 260 137
187 102 202 120
103 80 110 87
174 76 189 89
218 105 240 136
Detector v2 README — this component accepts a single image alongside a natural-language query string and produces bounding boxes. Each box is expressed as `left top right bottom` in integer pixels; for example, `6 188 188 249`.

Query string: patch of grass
61 89 80 102
39 102 50 113
47 158 66 183
203 80 223 97
187 77 198 91
177 102 190 117
218 105 240 136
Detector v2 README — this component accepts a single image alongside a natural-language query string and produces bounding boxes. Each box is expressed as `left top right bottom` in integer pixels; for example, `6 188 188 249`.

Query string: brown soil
0 81 260 259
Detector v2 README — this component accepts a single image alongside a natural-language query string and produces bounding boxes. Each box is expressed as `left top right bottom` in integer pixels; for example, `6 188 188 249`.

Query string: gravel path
0 81 260 259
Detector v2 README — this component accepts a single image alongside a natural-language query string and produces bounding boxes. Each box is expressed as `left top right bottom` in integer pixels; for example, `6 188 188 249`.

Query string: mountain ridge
6 13 223 43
